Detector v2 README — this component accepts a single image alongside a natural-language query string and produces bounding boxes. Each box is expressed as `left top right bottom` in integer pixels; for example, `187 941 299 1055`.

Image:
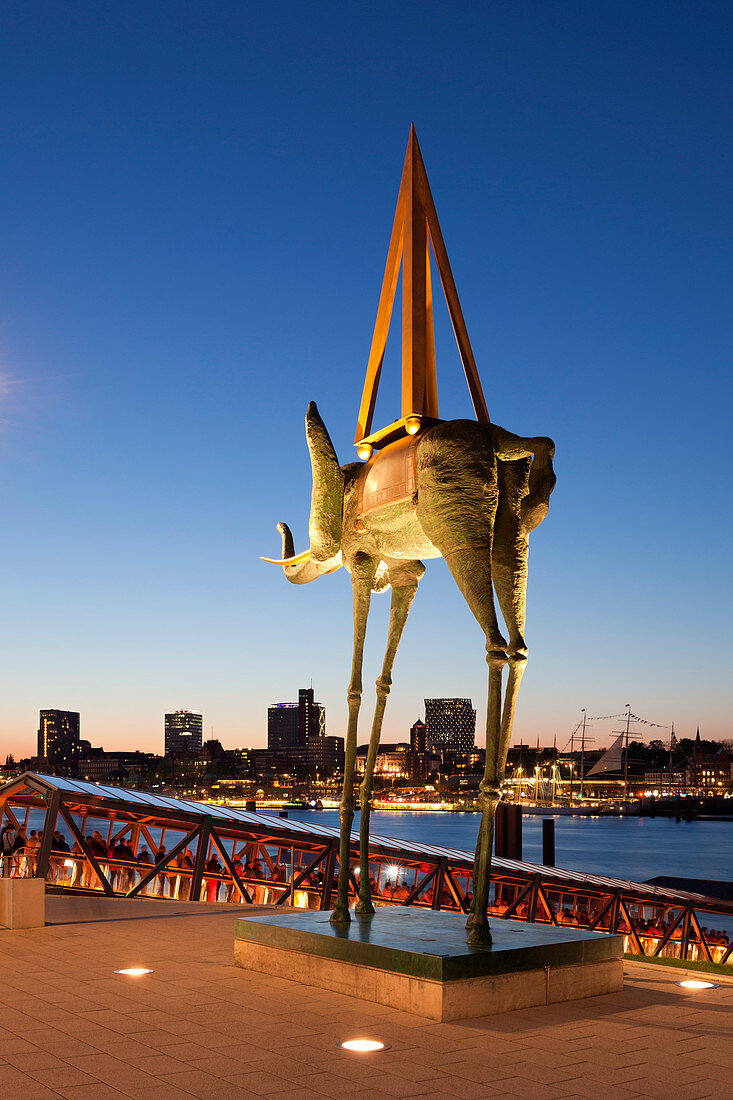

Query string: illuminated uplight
340 1039 389 1052
405 415 421 435
676 980 718 990
114 968 154 977
357 442 373 460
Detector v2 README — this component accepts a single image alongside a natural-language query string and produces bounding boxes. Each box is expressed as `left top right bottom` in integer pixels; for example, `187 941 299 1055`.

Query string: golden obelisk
354 124 490 459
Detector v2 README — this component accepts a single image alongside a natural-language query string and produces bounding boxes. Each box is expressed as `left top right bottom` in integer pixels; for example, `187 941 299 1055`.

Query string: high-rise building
37 710 81 776
268 688 325 752
410 719 427 755
424 698 476 754
164 711 203 756
267 703 299 751
409 718 428 779
266 687 341 774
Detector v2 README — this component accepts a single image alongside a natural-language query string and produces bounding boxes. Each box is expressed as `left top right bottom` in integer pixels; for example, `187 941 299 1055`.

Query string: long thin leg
466 656 505 944
330 553 377 924
356 561 424 915
467 459 536 941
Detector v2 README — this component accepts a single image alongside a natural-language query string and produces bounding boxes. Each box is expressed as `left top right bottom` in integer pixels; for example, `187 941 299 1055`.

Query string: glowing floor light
114 968 154 976
340 1039 390 1052
676 980 718 990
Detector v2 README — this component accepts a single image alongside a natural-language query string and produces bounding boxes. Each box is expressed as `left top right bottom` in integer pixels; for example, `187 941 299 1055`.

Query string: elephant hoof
466 924 493 947
329 906 351 925
355 898 375 917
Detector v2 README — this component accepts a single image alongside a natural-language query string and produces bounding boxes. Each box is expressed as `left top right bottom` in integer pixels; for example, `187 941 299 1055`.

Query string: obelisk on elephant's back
262 126 555 944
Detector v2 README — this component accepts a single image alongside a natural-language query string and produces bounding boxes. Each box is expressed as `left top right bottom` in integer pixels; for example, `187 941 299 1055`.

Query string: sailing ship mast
623 704 631 801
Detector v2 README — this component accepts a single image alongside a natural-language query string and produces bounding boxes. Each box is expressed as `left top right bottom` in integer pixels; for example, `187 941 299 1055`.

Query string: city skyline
1 5 731 759
4 699 716 766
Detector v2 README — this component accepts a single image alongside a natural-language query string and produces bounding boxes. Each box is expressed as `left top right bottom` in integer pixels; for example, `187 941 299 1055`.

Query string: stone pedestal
0 878 46 929
234 908 623 1021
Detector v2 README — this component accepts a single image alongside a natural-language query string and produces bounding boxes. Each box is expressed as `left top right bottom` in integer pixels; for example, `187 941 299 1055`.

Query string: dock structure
1 771 731 965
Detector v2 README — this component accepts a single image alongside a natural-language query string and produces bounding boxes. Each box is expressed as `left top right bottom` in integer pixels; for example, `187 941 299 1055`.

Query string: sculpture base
234 908 623 1021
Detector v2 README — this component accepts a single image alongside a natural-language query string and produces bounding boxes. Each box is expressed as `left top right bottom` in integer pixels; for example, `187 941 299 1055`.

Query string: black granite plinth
234 908 622 983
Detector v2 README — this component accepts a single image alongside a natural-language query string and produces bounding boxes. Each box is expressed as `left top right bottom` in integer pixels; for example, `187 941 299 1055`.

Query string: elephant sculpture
264 402 555 945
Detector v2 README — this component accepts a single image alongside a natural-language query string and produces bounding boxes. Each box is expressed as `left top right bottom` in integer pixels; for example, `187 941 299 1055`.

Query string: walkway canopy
1 772 731 964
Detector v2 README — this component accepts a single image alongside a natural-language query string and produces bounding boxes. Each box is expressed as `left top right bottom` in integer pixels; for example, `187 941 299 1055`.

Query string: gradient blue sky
1 2 731 759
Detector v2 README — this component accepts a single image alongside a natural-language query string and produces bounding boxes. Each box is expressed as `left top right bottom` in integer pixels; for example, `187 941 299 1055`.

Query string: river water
285 809 733 885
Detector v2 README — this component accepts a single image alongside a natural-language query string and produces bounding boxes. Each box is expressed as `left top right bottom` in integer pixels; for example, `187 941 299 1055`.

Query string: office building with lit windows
37 710 81 776
164 710 203 756
266 687 342 774
424 698 476 754
267 688 325 751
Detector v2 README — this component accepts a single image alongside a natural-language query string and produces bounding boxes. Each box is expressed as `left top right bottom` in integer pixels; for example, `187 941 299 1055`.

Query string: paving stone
1 897 732 1100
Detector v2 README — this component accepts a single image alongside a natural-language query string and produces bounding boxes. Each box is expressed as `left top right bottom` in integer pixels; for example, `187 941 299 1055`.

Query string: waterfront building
37 709 81 776
164 710 203 757
355 743 412 778
308 735 345 774
643 768 687 790
78 750 157 781
688 729 732 790
424 698 476 754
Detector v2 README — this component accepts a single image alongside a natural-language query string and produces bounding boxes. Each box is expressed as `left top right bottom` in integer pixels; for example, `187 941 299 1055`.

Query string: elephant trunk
264 522 340 585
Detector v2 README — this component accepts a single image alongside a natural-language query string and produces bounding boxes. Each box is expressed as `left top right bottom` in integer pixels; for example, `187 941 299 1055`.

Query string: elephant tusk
260 549 312 566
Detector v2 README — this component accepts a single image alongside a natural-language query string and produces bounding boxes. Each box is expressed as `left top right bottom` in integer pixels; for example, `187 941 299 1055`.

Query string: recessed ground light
676 979 718 990
114 968 154 976
339 1040 390 1052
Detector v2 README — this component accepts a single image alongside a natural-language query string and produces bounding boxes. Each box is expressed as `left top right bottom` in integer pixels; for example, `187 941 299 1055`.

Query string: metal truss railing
1 773 731 966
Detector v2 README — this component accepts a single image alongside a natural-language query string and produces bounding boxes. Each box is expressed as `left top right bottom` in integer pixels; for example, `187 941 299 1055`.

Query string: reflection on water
286 809 733 884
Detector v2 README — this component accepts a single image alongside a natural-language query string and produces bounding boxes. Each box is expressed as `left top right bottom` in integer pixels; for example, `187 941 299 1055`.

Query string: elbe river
285 809 733 885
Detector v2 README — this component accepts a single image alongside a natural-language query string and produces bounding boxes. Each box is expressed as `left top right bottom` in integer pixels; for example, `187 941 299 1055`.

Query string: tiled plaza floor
0 896 731 1099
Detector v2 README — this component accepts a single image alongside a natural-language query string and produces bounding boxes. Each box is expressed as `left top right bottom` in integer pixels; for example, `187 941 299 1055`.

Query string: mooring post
507 804 522 861
494 801 508 858
542 817 555 867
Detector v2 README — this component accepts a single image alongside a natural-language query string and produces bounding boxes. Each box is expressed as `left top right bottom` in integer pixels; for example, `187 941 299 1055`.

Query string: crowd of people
0 821 307 903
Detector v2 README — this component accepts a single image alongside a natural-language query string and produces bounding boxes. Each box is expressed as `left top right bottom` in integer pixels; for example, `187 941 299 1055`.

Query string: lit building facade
409 719 428 779
164 711 203 757
267 686 323 748
410 719 427 755
265 688 341 775
355 743 411 778
268 688 325 751
424 698 476 754
37 710 81 776
79 751 157 781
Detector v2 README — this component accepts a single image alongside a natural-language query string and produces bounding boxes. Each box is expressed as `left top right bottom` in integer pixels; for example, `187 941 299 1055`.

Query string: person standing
11 826 27 877
26 830 41 876
155 845 167 897
1 823 16 876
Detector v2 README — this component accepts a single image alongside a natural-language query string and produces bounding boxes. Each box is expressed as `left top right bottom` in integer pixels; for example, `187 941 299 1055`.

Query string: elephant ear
306 402 345 562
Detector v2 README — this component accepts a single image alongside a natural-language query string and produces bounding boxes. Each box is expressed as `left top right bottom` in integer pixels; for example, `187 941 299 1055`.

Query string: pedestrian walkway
0 896 730 1099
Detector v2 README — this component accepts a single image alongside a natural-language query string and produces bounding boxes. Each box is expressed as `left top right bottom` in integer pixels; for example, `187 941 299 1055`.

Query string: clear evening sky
1 3 731 759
